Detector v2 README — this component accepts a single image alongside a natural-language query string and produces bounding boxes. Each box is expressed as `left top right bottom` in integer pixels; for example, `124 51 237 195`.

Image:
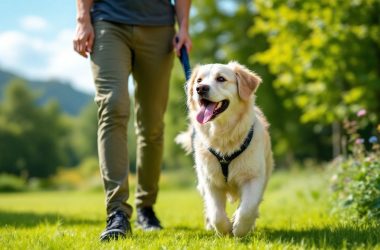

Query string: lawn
0 169 379 250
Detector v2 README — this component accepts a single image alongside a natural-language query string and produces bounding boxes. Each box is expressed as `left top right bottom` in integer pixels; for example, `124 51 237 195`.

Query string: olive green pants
90 21 175 218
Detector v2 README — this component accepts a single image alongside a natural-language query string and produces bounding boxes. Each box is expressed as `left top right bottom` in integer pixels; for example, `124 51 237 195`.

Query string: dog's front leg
203 183 232 235
232 177 265 237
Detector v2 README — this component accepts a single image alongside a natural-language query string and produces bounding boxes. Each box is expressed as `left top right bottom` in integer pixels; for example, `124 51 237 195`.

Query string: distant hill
0 69 93 116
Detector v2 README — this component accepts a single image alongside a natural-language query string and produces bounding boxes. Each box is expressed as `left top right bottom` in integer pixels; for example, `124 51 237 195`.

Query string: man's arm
73 0 94 58
174 0 192 56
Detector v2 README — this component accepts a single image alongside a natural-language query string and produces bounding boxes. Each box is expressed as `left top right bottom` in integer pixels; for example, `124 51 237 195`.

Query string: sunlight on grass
0 169 379 249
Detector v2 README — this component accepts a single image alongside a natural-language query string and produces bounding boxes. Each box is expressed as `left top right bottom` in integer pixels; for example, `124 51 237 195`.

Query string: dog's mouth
196 99 229 124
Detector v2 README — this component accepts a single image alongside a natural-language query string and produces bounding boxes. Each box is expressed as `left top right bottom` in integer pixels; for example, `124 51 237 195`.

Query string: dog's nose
196 85 210 95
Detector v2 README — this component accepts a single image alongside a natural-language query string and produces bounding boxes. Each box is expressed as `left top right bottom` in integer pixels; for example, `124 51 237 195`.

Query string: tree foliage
0 80 68 178
252 0 380 124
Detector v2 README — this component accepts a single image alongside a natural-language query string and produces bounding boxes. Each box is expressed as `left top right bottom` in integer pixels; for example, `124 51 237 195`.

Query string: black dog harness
193 124 255 182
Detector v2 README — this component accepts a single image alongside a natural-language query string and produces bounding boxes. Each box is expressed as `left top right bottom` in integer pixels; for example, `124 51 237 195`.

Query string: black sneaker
100 210 132 242
136 207 163 231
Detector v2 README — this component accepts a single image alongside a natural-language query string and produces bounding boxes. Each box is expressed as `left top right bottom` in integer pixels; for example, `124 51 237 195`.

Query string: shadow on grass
0 210 102 228
260 224 380 248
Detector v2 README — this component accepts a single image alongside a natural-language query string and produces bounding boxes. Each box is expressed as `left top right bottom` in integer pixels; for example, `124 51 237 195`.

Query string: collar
208 123 255 182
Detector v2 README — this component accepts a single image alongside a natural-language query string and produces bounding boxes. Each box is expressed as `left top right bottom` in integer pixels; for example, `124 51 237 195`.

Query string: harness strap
220 163 229 182
208 124 255 181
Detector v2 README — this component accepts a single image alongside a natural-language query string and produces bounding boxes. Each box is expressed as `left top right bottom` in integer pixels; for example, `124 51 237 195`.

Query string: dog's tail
175 127 193 155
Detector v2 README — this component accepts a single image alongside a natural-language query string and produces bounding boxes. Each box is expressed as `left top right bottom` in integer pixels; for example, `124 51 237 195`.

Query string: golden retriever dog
176 62 273 237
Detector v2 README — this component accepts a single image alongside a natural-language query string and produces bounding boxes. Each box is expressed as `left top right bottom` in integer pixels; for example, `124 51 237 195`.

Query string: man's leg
91 21 133 218
132 25 175 209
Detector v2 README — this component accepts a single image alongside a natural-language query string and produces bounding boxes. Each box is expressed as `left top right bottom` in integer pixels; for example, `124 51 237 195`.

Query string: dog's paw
232 220 254 237
231 211 257 237
210 215 232 235
205 217 213 230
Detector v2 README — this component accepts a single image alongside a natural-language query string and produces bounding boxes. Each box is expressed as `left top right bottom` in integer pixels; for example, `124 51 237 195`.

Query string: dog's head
186 62 262 124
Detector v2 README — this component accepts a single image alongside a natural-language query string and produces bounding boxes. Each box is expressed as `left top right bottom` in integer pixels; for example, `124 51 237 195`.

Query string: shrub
0 174 26 192
331 109 380 221
49 157 102 191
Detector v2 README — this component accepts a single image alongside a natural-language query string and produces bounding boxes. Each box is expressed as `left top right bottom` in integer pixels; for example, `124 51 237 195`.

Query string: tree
0 79 68 178
252 0 380 155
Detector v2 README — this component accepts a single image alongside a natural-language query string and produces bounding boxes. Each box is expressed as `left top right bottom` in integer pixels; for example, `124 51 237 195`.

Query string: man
73 0 192 241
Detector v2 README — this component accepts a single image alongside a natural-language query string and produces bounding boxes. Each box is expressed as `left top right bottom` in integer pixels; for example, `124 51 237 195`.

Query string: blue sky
0 1 94 93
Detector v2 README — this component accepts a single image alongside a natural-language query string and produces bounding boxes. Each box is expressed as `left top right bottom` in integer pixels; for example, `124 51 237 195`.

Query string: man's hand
73 18 94 58
173 28 192 57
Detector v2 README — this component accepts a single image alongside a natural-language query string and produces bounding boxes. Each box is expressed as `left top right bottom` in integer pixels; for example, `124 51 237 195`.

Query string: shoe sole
99 229 126 242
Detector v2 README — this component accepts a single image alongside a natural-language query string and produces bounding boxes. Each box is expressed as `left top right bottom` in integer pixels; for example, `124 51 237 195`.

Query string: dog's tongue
196 102 217 124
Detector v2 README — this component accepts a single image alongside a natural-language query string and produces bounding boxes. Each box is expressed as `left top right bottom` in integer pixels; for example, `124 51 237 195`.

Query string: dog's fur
176 62 273 237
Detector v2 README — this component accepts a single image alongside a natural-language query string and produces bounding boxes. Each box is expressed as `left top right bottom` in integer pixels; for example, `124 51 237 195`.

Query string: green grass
0 169 379 250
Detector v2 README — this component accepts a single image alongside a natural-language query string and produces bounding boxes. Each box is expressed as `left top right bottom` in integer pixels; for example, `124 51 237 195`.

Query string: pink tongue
196 102 217 124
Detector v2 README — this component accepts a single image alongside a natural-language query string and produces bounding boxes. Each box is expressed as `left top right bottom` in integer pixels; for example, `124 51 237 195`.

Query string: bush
331 109 380 221
49 157 102 191
0 174 26 192
332 156 380 221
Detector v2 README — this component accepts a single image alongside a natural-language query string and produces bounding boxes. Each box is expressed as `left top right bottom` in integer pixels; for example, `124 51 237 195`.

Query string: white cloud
20 15 49 32
0 29 95 94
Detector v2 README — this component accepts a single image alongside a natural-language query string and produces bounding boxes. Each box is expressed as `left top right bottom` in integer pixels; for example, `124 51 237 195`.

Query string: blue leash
176 38 191 81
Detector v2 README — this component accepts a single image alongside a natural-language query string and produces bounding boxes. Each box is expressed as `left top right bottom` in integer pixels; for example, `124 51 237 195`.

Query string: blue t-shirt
91 0 176 26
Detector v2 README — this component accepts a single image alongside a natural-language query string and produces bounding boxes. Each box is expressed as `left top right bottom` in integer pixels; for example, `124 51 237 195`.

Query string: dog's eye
197 78 202 83
216 76 226 82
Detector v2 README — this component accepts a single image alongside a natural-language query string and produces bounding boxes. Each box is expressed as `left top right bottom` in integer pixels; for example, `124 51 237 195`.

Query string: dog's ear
228 61 262 101
186 65 201 106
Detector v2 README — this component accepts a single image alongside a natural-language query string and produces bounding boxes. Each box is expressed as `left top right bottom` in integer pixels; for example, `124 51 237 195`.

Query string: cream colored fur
176 62 273 237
